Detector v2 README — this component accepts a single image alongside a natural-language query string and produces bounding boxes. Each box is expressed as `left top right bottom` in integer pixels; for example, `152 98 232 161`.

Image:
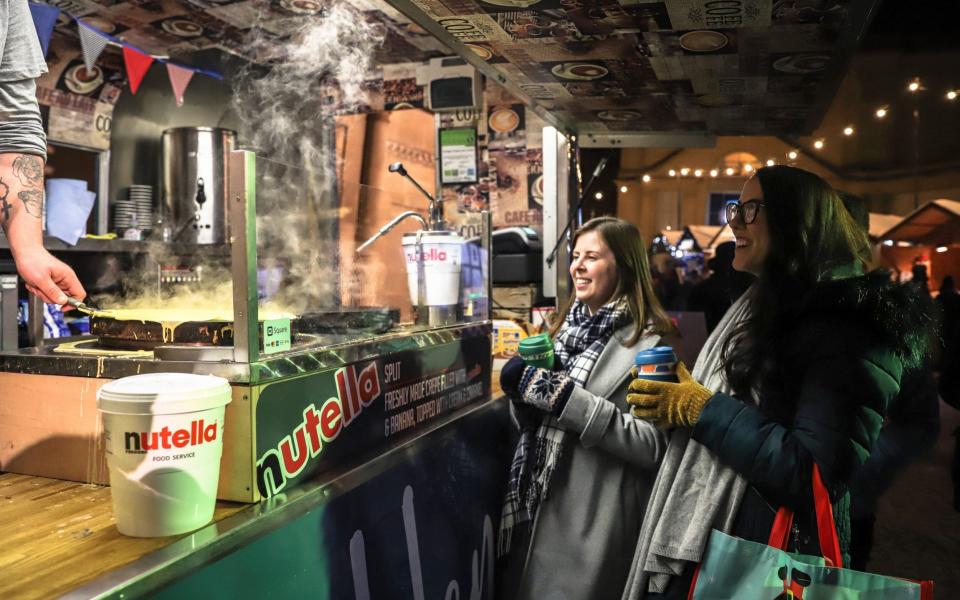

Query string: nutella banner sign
254 336 491 498
666 0 771 29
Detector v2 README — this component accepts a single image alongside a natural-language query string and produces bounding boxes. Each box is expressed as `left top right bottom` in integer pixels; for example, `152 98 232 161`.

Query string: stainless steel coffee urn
161 127 236 244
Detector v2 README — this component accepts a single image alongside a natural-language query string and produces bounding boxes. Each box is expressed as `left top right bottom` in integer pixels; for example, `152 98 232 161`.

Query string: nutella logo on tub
405 246 450 263
123 419 218 453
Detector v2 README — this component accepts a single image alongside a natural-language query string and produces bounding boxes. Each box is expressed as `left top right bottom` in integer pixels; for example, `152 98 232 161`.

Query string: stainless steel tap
388 162 444 231
356 211 429 253
356 162 446 253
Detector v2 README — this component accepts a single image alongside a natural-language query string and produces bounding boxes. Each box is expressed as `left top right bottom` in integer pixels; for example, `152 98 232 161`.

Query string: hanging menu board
439 127 478 184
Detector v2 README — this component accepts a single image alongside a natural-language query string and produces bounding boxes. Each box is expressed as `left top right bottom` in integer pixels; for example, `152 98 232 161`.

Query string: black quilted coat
691 271 935 562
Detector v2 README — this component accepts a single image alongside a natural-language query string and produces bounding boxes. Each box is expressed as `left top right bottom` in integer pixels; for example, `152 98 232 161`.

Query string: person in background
1 0 85 306
650 252 682 311
835 192 941 570
686 241 755 334
911 257 931 297
624 166 935 598
935 275 960 512
497 216 675 600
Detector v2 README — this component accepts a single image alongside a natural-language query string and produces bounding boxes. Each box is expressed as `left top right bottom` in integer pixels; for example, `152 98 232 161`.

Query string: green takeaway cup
518 333 554 369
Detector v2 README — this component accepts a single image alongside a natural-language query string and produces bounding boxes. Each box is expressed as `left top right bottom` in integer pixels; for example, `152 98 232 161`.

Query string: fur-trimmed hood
799 270 936 371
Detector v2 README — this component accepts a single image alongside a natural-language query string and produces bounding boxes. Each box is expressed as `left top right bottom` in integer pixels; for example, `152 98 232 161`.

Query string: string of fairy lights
608 76 958 196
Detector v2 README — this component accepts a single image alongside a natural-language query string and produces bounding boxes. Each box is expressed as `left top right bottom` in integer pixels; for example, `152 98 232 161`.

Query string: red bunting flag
166 63 195 107
122 46 154 94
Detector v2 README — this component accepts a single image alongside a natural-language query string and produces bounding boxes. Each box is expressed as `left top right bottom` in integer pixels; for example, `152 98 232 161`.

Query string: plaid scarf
497 299 627 557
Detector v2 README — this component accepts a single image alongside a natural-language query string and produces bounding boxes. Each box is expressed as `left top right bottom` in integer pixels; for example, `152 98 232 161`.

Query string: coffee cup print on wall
596 110 644 122
480 0 542 8
489 107 521 134
159 17 204 38
551 62 609 81
63 63 104 96
772 53 831 74
679 30 728 52
464 43 494 61
528 173 544 207
275 0 325 15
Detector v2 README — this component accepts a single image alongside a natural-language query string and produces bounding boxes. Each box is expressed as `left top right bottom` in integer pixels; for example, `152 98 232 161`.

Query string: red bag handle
766 463 843 568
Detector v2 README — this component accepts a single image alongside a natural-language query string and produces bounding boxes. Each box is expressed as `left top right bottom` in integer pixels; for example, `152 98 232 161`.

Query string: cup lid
97 373 231 415
635 346 677 365
401 231 464 243
519 333 553 353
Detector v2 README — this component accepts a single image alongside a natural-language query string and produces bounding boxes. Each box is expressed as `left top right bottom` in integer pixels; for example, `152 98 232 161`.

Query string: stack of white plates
128 185 154 228
114 185 154 232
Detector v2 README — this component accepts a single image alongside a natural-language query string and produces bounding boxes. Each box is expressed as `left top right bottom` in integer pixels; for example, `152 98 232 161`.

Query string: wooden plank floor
0 473 247 599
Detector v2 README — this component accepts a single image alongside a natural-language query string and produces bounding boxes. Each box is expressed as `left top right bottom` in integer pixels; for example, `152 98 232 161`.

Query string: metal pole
913 105 921 210
27 294 43 347
481 209 492 321
229 150 259 364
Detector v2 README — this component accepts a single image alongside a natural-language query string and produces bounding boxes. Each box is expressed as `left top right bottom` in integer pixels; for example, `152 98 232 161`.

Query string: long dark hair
549 217 675 346
721 166 872 401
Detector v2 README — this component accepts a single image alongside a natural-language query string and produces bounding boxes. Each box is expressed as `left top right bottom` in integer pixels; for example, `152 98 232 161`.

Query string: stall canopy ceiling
879 200 960 246
49 0 877 138
387 0 879 137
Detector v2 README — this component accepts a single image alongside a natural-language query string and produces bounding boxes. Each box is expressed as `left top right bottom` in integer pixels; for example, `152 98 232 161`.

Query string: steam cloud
98 2 383 319
230 2 385 315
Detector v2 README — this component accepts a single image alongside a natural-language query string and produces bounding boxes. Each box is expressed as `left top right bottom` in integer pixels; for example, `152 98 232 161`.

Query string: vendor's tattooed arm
0 178 10 222
12 155 43 188
10 155 44 220
0 153 44 227
19 188 43 217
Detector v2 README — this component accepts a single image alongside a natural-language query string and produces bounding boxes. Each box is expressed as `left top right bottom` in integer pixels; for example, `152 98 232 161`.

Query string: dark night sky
861 0 960 52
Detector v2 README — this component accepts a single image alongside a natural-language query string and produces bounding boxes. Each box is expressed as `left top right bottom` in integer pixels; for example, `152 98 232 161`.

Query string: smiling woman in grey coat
497 217 675 600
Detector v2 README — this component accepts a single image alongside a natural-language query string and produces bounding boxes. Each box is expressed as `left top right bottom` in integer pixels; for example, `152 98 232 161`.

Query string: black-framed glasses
725 198 766 224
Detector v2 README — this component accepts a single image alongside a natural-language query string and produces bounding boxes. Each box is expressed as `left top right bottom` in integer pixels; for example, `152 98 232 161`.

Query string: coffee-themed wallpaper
402 0 866 135
34 0 868 140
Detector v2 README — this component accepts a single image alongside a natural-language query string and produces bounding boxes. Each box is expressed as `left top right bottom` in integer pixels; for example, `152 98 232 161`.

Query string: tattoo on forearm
18 189 43 218
12 155 43 189
0 178 10 221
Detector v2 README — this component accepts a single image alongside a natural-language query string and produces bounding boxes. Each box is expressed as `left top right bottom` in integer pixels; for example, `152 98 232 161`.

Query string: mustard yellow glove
626 362 713 428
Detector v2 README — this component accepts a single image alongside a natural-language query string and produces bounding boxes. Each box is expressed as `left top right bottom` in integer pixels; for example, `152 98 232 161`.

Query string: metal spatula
65 297 112 317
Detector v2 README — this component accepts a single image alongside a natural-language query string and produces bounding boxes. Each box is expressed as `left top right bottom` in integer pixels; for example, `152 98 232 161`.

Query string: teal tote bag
689 464 934 599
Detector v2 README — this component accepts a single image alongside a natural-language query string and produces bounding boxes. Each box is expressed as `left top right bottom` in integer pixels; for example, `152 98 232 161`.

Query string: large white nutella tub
97 373 231 537
401 231 464 306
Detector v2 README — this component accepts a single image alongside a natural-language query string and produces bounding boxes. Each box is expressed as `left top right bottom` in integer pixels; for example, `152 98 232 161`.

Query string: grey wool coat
508 325 668 600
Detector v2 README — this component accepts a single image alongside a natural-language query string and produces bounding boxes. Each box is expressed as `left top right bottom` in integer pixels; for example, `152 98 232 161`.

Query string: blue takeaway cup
634 346 679 383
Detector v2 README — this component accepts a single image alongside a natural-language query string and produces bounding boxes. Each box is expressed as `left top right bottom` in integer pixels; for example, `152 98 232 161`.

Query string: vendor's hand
13 246 86 308
500 355 528 397
626 362 713 428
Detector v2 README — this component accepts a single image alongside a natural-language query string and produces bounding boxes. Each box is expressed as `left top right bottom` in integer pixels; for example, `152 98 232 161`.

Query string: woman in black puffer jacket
627 166 935 596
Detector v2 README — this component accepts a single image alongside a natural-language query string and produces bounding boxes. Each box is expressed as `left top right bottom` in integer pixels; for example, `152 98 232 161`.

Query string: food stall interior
0 0 883 596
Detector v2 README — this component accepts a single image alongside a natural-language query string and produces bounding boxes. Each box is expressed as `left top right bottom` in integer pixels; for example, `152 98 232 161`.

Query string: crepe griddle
90 307 396 349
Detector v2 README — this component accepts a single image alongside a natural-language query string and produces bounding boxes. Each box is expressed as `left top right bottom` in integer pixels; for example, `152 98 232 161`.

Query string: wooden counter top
0 473 246 600
0 368 503 598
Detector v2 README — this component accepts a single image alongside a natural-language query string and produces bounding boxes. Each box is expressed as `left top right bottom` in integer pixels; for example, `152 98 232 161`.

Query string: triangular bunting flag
77 22 109 72
166 63 195 107
29 2 59 58
122 46 154 94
